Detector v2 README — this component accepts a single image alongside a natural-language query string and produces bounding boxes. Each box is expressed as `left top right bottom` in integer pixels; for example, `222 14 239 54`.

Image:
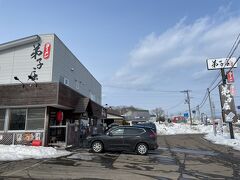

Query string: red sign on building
43 43 51 59
227 71 234 83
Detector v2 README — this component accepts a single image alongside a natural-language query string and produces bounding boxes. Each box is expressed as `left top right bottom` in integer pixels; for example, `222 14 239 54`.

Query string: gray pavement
0 134 240 179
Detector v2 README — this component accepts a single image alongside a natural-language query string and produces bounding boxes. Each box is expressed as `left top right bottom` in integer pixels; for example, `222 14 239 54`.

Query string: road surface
0 134 239 179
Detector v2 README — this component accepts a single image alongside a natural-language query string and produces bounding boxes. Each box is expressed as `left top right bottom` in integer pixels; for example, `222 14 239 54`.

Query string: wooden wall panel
58 83 84 108
0 83 58 106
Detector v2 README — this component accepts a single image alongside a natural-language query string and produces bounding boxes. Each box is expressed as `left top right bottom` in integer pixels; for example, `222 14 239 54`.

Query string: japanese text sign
28 42 51 81
43 43 51 59
207 57 237 70
219 84 237 122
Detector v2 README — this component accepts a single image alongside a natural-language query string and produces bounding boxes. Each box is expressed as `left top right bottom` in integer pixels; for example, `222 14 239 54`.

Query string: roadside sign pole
207 88 217 136
181 90 193 125
221 68 235 139
186 90 193 125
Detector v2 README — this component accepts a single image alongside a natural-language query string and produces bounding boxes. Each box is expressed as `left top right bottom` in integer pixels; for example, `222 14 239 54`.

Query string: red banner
227 71 234 83
43 43 51 59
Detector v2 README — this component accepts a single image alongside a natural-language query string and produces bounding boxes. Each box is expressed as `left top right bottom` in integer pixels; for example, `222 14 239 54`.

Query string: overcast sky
1 0 240 116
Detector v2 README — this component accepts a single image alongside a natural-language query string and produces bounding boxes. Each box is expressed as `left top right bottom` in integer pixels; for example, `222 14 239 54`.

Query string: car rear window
124 128 145 135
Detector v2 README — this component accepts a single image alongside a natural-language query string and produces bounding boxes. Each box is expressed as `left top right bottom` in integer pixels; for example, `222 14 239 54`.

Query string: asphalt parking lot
0 134 240 180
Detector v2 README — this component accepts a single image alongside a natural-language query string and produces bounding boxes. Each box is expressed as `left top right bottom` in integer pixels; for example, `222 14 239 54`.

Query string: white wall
0 34 102 105
0 35 54 84
52 35 102 105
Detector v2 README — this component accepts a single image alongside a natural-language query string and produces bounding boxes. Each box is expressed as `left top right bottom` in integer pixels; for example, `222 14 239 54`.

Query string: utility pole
207 88 217 135
181 90 193 125
221 68 234 139
196 105 200 122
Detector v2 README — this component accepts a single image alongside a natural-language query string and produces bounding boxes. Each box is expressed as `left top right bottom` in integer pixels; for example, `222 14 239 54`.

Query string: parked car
133 122 157 133
87 126 158 155
106 123 119 130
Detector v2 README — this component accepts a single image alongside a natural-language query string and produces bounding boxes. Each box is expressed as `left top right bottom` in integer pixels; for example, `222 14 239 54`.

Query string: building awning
89 100 104 118
107 113 124 120
73 97 90 114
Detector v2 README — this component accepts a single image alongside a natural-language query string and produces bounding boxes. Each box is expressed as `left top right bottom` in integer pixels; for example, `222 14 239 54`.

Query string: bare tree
151 107 165 123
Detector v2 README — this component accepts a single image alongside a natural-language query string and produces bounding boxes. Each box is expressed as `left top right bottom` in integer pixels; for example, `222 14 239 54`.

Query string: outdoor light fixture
14 76 25 88
28 75 38 87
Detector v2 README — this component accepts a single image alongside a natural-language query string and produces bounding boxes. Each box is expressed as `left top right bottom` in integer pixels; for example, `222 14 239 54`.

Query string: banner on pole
219 84 237 122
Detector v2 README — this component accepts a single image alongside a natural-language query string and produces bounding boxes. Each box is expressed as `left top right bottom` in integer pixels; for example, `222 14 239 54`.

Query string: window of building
26 108 45 130
9 109 26 130
64 77 69 86
0 109 6 131
9 108 45 131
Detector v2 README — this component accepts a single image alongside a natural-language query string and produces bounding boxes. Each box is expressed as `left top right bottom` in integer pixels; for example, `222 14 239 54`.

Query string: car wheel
92 141 103 153
136 143 148 155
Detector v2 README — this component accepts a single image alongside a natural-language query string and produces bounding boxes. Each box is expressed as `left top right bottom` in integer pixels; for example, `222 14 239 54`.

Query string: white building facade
0 34 103 147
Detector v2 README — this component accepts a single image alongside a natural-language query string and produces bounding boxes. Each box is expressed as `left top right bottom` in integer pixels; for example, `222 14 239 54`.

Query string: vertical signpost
207 57 237 139
207 88 217 135
181 90 193 125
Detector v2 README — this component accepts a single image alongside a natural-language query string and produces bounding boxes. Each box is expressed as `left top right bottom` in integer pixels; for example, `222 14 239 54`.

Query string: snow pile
0 145 71 161
155 123 212 135
205 133 240 151
155 122 240 151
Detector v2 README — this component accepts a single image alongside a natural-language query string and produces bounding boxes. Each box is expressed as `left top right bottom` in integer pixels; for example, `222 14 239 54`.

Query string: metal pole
207 88 217 135
221 68 234 139
186 90 193 125
196 105 200 122
181 90 193 125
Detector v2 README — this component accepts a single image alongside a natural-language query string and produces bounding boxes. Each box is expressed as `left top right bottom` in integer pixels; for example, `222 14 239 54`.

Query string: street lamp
14 76 25 88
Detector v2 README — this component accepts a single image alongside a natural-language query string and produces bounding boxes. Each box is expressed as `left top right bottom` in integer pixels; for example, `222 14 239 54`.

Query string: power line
208 72 221 89
223 33 240 68
199 90 209 109
199 95 208 109
198 33 240 110
210 79 222 92
226 55 240 74
210 56 239 93
206 33 240 91
199 90 208 106
165 100 184 111
103 84 182 93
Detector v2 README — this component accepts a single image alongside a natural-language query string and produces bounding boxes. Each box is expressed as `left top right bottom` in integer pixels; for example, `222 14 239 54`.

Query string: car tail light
149 132 156 138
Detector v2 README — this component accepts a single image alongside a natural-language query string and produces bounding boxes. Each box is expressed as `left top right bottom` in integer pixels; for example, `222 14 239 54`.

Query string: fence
0 131 44 145
66 123 79 147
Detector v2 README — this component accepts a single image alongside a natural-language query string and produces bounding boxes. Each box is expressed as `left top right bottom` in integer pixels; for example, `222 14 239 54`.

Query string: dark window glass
0 109 5 130
26 108 45 130
110 128 124 136
9 109 26 130
124 128 144 135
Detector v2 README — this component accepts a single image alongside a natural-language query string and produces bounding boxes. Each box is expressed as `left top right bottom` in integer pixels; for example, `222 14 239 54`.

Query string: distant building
123 109 150 124
171 116 186 123
0 34 104 147
149 114 157 122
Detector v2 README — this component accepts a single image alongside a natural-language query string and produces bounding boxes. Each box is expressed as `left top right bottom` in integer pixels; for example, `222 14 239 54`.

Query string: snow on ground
155 122 240 151
1 123 239 161
0 145 71 161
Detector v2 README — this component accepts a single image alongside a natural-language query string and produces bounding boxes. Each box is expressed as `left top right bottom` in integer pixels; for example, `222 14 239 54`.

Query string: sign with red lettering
227 71 234 83
43 43 51 59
